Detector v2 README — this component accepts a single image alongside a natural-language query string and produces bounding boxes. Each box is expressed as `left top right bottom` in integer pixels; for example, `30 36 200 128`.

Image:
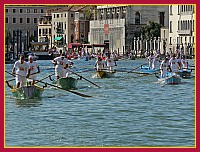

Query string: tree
141 21 162 40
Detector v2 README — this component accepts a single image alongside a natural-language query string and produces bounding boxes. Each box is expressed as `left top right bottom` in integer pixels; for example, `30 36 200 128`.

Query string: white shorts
55 68 66 78
16 75 26 86
28 75 37 82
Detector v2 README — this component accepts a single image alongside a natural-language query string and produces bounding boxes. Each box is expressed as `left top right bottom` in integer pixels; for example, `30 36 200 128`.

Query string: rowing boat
55 77 78 90
11 85 44 100
135 65 159 74
157 72 181 84
176 69 192 79
95 70 116 78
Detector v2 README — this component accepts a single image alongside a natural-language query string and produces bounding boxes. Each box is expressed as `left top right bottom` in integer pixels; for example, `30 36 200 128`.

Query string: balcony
177 30 191 35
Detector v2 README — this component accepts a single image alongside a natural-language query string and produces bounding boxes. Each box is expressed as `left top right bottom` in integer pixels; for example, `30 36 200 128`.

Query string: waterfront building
168 5 195 57
89 5 169 54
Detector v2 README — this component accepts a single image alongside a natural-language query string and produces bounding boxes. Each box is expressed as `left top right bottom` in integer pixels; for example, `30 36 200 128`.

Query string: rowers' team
159 54 189 78
12 54 40 88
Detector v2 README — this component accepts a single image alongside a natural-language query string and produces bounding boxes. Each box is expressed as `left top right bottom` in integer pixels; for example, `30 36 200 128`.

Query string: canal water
5 58 195 147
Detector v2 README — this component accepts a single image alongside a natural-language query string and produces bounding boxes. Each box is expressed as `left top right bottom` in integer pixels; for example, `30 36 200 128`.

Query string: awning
54 37 63 40
68 43 82 49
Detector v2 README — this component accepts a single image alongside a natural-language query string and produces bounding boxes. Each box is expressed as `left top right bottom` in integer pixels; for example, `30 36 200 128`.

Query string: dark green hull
11 85 44 100
56 77 78 90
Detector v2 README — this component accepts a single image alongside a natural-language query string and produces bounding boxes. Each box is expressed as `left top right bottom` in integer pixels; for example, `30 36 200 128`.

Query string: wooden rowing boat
157 72 181 84
55 77 78 90
95 70 116 78
136 65 159 74
11 85 44 100
176 69 192 79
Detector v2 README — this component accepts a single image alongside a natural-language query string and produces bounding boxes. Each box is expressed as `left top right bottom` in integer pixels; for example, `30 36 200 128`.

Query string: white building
168 4 195 57
90 5 169 54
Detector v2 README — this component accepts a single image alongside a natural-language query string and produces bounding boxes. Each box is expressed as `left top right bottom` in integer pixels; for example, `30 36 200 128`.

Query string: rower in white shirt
12 54 30 88
52 51 69 80
169 54 179 72
27 55 40 85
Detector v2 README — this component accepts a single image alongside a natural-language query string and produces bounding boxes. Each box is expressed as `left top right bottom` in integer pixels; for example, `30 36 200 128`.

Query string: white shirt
106 57 115 67
95 60 104 70
13 60 29 76
181 59 188 69
53 56 69 69
28 61 38 74
160 60 169 71
169 58 178 71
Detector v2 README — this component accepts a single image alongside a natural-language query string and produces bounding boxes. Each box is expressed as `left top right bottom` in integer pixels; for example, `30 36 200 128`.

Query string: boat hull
158 73 181 84
95 71 115 78
137 65 159 74
11 85 44 100
56 77 78 90
176 69 192 79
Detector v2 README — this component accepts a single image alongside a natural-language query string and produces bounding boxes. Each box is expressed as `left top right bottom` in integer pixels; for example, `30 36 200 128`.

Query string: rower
52 50 69 80
181 55 189 70
105 54 116 72
94 56 104 71
160 57 170 78
27 55 40 85
12 54 30 88
169 54 179 72
147 52 154 69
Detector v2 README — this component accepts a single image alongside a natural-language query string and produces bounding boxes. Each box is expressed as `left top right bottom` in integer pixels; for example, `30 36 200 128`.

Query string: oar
35 73 54 84
5 80 14 89
68 69 101 88
5 78 15 82
33 79 92 98
127 63 147 73
5 71 38 78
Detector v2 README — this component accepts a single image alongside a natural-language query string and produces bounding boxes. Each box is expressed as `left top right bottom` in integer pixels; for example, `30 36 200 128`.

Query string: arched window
135 12 140 25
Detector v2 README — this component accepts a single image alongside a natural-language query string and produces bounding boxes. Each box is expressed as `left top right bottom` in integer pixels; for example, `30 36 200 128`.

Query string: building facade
168 4 195 57
90 5 169 54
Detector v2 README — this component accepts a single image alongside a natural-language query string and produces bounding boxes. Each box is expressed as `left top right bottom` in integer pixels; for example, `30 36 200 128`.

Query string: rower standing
12 54 30 88
147 53 154 69
105 54 116 71
52 51 69 80
181 55 189 70
27 55 40 85
94 56 104 71
169 54 179 72
160 57 170 78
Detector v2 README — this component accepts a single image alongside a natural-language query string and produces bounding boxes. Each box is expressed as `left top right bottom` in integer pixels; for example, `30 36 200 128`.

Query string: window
57 14 59 18
13 9 16 13
159 12 165 26
178 21 180 30
54 14 55 18
6 17 8 23
49 28 51 35
6 9 8 13
170 21 172 33
41 9 44 13
71 13 74 18
169 37 172 45
13 18 16 23
178 5 180 14
20 9 23 13
34 18 37 23
135 12 140 25
27 18 30 23
34 9 37 13
27 9 30 13
170 5 173 15
39 29 41 35
20 18 23 23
